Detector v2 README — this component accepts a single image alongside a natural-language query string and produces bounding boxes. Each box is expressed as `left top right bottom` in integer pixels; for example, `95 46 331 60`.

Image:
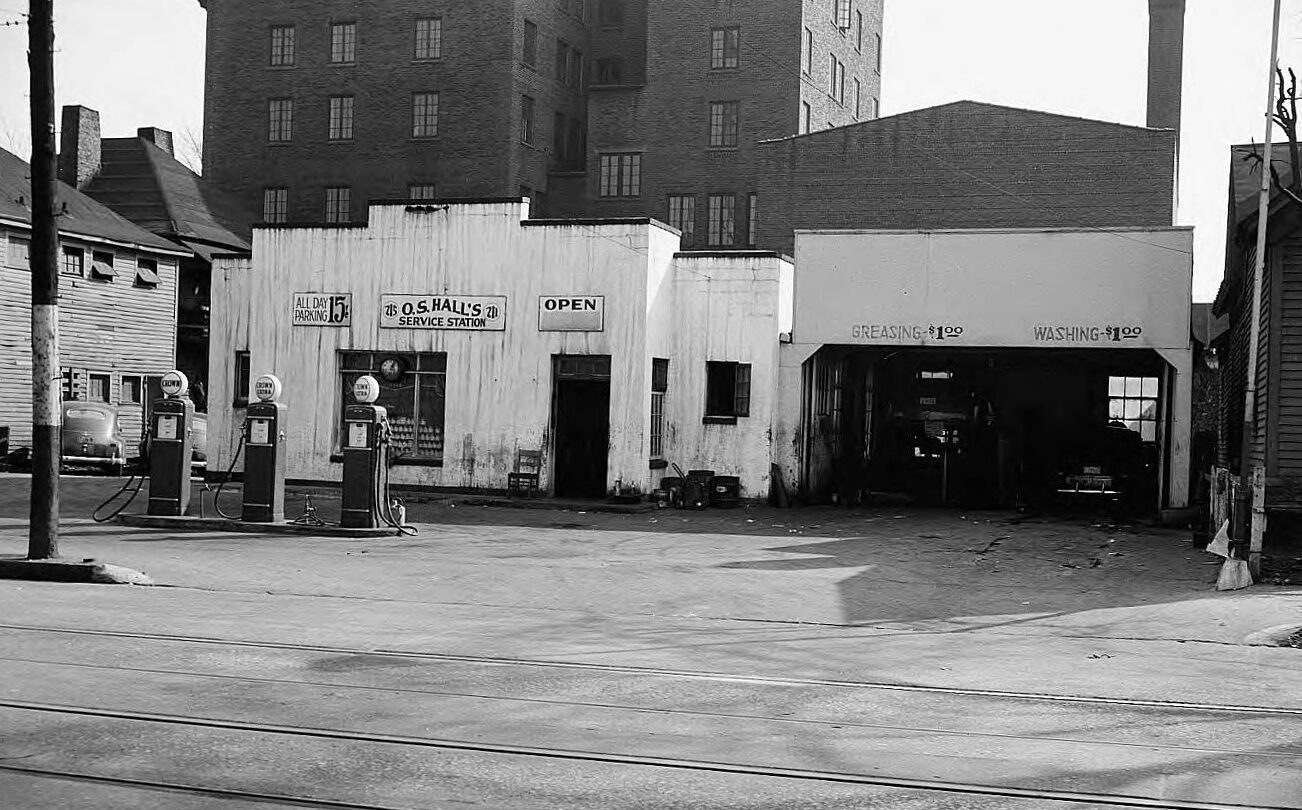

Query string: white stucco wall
208 202 682 491
776 227 1195 509
648 254 792 498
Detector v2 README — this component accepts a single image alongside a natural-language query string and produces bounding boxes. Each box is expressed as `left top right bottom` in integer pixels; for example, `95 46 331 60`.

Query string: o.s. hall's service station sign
380 295 507 330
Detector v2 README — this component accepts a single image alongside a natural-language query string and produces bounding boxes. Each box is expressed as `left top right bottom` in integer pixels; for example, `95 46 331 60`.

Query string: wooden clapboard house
1213 142 1302 518
0 146 189 457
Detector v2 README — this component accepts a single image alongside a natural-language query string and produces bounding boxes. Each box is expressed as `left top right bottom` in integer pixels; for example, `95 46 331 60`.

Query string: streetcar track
0 700 1291 810
3 622 1300 716
0 763 416 809
4 654 1297 761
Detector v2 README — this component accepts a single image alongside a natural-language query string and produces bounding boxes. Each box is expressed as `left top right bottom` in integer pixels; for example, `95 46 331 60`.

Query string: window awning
89 260 116 279
135 262 160 286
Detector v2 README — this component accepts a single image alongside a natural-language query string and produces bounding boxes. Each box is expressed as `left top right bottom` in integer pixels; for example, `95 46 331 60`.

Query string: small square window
705 361 751 420
90 250 115 279
88 373 111 403
61 246 84 276
6 236 30 269
598 153 641 197
135 258 160 287
409 184 437 201
122 375 144 404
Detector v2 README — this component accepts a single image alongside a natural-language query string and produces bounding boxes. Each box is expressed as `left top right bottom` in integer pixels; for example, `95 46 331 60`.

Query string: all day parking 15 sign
293 293 352 326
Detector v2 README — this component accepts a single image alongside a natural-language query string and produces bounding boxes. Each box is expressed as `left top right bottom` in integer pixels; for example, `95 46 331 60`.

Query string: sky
0 0 1300 302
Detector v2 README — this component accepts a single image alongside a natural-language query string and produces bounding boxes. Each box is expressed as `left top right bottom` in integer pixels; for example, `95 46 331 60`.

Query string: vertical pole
27 0 59 560
1240 0 1283 578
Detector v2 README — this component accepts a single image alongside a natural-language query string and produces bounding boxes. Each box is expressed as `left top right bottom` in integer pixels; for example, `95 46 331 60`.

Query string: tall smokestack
1146 0 1186 136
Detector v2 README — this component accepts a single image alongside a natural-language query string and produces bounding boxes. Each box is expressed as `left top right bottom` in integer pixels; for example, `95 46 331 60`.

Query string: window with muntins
599 153 641 197
747 193 757 247
270 25 295 66
708 101 739 147
409 184 437 200
325 187 351 223
707 194 735 246
122 375 144 404
1108 376 1159 442
834 0 852 29
650 358 668 458
414 17 441 60
710 27 739 69
263 188 288 223
268 98 293 142
705 361 751 420
61 246 84 276
667 195 695 246
412 92 439 137
330 21 356 63
340 352 446 461
328 95 354 140
89 373 111 403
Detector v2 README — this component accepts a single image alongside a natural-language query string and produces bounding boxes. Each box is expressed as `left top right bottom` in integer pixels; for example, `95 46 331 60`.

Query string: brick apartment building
197 0 883 242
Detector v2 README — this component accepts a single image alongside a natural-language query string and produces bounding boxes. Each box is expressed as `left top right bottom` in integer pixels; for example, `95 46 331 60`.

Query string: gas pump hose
91 473 146 523
208 435 246 520
376 446 417 536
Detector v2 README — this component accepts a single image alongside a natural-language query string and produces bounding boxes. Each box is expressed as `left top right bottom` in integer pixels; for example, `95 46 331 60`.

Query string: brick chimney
1146 0 1185 135
58 105 101 190
137 127 174 156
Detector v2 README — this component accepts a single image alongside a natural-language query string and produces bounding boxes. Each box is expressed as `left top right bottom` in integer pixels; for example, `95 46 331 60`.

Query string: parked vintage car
60 401 126 476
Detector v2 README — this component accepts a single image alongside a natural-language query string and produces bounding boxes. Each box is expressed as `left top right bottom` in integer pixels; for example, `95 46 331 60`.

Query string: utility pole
27 0 59 560
1241 0 1283 579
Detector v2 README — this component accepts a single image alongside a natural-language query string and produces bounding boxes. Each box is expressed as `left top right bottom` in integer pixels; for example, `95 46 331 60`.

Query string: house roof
83 138 252 251
0 147 182 252
1227 142 1297 227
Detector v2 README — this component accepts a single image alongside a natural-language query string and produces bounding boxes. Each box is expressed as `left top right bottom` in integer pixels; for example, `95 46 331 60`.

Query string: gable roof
0 147 182 252
1228 142 1298 226
760 99 1173 146
83 138 252 252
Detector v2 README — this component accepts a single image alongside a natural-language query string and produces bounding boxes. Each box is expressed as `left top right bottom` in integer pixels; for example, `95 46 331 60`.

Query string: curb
117 514 399 538
0 557 153 585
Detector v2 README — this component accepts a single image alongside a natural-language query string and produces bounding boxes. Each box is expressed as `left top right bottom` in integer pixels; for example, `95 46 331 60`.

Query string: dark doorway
552 355 611 498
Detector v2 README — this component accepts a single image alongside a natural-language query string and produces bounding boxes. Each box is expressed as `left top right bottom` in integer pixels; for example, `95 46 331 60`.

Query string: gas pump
148 370 195 516
242 374 288 522
341 375 388 528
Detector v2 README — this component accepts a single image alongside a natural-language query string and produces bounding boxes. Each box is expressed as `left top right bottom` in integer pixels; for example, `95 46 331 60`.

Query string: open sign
539 295 604 332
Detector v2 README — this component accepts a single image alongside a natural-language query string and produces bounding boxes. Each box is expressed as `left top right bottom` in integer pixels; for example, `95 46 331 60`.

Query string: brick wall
585 0 883 245
756 101 1179 253
203 0 527 222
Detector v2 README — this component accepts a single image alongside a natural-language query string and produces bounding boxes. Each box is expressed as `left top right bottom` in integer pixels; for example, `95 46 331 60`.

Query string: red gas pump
341 375 388 528
242 374 288 522
148 370 195 516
